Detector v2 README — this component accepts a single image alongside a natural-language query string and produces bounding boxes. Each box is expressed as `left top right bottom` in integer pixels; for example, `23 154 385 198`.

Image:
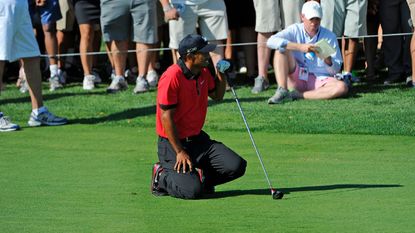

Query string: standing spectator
379 0 412 85
224 0 256 77
1 0 67 132
364 0 381 82
73 0 102 90
165 0 228 70
281 0 303 28
251 0 283 94
56 0 76 85
101 0 158 94
30 0 64 91
406 0 415 87
266 1 347 104
151 34 247 199
320 0 368 83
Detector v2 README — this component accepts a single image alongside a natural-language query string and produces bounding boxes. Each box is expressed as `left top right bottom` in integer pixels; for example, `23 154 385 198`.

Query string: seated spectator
1 0 67 132
266 1 348 104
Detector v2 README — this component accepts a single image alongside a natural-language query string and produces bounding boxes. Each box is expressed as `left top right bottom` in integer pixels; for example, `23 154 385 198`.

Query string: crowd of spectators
2 0 415 94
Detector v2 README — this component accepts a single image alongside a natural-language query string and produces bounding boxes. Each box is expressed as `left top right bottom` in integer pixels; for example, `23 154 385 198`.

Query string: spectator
407 0 415 87
379 0 412 85
251 0 283 94
151 34 247 199
165 0 228 71
224 0 256 77
320 0 368 84
266 1 347 104
30 0 64 91
73 0 102 90
364 0 381 82
101 0 158 94
281 0 303 28
56 0 76 85
125 1 171 87
0 0 67 132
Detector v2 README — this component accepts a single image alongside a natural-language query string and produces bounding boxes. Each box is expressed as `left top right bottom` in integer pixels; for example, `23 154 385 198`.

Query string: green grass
1 82 415 232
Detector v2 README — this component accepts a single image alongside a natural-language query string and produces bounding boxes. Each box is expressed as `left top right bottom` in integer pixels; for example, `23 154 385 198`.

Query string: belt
159 134 201 143
181 135 200 142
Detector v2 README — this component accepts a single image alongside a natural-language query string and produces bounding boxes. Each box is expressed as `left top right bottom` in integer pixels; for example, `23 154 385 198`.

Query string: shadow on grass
69 97 267 124
204 184 403 199
209 96 269 106
0 90 107 105
70 105 156 124
348 82 405 98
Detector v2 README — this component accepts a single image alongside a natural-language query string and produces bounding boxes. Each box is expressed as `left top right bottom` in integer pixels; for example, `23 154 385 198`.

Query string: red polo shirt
156 62 216 139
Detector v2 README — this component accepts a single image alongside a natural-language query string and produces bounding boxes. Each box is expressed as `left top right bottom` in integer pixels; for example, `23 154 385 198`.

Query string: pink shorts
289 65 337 92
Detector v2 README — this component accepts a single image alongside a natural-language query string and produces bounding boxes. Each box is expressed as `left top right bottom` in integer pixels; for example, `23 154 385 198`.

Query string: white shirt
267 23 342 80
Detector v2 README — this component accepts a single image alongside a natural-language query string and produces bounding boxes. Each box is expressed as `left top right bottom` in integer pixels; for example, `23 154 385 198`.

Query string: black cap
178 34 217 57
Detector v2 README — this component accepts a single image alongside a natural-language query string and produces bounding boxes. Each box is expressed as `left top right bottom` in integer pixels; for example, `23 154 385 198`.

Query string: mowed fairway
1 82 415 232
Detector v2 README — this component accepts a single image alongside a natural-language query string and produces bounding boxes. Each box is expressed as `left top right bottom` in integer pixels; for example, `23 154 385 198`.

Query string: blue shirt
267 23 342 80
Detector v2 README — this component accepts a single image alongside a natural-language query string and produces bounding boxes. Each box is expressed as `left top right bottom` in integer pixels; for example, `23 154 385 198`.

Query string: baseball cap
178 34 216 57
302 1 323 20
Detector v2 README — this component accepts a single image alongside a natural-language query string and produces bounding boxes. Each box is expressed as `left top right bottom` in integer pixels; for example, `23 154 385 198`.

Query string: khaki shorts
281 0 302 28
168 0 228 49
57 0 75 31
408 0 415 23
321 0 368 37
101 0 158 44
253 0 282 33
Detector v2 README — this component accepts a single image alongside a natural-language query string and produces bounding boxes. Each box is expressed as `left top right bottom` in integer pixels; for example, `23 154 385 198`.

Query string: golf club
224 70 284 200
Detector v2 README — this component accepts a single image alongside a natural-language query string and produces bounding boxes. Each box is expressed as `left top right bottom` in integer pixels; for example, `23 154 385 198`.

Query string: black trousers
157 131 247 199
379 0 411 78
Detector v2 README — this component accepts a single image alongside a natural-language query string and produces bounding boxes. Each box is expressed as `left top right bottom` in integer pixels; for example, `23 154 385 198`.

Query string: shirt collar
178 57 199 80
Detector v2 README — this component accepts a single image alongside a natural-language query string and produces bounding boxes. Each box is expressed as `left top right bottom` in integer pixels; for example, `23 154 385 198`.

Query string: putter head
271 188 284 200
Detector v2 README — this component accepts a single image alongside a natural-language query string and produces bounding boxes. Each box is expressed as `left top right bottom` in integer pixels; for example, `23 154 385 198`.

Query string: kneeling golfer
151 34 247 199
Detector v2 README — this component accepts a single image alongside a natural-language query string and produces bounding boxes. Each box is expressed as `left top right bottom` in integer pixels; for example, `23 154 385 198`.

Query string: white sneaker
0 112 20 132
28 109 68 127
49 75 63 91
147 70 159 87
83 75 96 90
107 76 128 93
133 77 149 94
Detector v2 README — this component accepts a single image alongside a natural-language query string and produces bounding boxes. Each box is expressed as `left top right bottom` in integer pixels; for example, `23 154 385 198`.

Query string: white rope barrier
39 32 414 58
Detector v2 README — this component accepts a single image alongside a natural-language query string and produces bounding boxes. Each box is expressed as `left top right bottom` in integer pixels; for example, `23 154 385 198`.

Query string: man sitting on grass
266 1 348 104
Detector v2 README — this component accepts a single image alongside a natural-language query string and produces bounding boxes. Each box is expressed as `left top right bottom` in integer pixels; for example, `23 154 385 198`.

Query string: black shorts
73 0 100 24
